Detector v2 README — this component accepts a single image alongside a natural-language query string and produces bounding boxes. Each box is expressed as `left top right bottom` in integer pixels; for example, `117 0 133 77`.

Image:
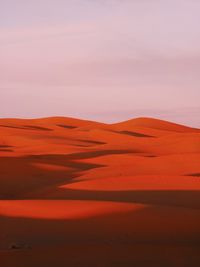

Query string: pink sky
0 0 200 126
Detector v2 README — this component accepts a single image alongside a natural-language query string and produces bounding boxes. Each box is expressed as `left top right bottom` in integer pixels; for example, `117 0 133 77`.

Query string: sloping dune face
0 200 144 219
1 116 200 267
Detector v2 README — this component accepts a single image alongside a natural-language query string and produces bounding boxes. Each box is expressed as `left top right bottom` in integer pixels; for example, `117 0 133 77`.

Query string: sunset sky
1 0 200 126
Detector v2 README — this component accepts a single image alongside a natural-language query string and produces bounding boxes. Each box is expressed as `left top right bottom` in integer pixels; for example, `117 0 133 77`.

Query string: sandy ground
0 116 200 266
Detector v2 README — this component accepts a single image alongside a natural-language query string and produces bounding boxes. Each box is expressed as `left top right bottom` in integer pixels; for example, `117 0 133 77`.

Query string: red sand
61 175 200 191
0 200 143 219
0 116 200 266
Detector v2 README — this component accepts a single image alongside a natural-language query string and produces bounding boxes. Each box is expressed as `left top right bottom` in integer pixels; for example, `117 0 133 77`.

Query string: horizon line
0 115 200 130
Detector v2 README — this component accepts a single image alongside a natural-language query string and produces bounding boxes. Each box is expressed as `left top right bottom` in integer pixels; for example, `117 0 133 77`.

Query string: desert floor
0 116 200 266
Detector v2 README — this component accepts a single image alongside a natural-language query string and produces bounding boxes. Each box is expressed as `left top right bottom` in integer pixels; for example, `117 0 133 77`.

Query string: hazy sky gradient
1 0 200 126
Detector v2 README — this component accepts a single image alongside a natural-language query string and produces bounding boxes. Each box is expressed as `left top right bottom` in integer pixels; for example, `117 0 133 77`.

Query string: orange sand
0 116 200 266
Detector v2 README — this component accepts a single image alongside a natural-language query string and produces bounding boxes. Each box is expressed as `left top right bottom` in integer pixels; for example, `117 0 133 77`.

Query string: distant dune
1 117 200 267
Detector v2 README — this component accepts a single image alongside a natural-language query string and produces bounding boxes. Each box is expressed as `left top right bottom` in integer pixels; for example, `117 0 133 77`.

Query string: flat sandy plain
0 117 200 266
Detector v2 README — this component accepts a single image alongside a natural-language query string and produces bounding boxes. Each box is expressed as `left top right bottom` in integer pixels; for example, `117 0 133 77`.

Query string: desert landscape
0 116 200 266
1 0 200 265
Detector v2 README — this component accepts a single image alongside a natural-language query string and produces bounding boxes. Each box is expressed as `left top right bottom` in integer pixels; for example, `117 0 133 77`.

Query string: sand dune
60 175 200 191
0 116 200 266
0 200 142 219
112 117 200 133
